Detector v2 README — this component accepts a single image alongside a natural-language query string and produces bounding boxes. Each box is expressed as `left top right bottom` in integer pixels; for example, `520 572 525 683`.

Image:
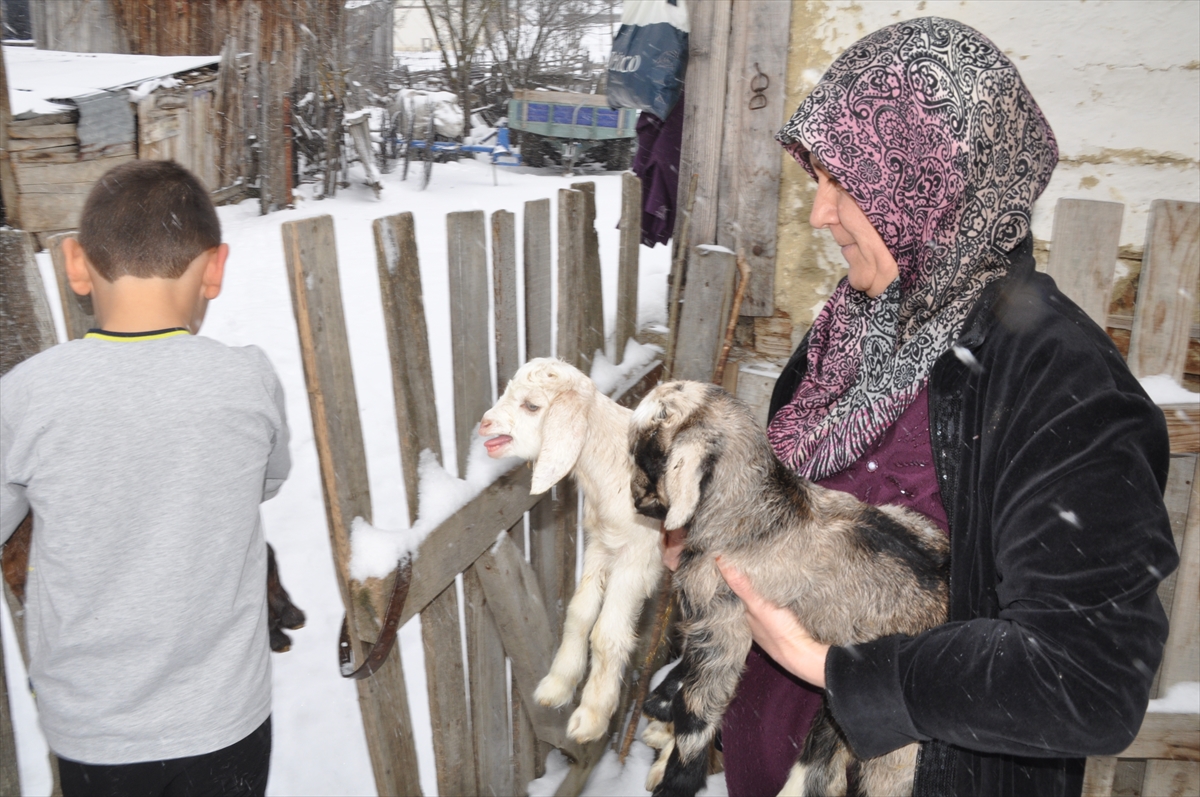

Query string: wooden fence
281 174 655 796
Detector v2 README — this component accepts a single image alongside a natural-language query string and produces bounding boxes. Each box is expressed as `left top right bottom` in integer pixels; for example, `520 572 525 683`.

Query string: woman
666 17 1178 796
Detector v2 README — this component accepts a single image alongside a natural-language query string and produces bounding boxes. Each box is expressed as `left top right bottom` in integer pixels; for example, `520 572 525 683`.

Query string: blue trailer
507 89 638 171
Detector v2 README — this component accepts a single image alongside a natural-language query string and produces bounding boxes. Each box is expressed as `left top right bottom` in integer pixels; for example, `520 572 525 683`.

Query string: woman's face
808 162 898 297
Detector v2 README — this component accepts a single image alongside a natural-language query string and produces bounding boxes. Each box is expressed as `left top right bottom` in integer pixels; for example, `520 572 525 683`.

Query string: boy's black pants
57 716 271 797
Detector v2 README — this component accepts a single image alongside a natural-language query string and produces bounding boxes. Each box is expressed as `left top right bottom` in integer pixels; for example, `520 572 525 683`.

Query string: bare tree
421 0 496 126
485 0 613 94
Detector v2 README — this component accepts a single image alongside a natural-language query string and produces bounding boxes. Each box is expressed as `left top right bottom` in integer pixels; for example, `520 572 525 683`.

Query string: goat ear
530 389 588 494
663 438 706 530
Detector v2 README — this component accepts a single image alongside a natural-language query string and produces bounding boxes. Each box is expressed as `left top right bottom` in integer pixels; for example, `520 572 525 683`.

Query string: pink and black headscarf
767 17 1058 480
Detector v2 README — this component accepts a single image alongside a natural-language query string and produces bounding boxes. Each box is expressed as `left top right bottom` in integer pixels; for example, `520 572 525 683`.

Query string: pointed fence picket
281 177 661 797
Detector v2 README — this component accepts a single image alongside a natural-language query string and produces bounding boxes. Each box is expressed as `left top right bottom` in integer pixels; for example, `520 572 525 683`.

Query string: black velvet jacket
768 241 1178 796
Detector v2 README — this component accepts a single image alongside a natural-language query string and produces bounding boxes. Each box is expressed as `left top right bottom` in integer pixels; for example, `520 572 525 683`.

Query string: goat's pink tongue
484 435 512 455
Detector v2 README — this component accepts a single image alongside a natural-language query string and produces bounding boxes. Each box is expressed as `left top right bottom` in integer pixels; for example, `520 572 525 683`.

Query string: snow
3 156 684 796
4 46 219 117
1139 374 1200 406
1146 681 1200 715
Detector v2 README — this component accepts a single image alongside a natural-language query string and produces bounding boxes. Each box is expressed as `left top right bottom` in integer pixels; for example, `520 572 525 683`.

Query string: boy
0 160 290 796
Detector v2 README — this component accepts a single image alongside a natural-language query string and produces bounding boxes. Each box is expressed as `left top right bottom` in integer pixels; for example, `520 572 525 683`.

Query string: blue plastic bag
606 0 689 120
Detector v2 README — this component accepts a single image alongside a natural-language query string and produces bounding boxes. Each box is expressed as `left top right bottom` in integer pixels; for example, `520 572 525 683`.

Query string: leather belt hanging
338 556 414 679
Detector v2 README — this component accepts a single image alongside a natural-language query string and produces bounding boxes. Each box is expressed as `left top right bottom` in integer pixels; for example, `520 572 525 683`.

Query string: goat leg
780 702 854 796
536 544 609 707
568 551 660 742
655 590 751 797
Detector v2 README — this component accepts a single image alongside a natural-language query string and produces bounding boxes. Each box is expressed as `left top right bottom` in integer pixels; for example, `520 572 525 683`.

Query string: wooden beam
716 0 791 316
1121 713 1200 761
673 245 737 381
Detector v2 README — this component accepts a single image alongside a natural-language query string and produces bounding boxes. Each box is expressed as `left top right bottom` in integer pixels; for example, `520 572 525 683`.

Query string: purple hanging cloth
631 89 684 247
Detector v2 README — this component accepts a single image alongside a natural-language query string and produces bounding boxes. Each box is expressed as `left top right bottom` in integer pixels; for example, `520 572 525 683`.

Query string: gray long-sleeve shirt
0 333 290 764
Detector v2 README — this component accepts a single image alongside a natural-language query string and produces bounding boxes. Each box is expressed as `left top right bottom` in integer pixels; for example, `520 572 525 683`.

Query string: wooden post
1044 199 1124 329
46 232 94 341
1127 200 1200 381
374 213 473 797
570 181 605 367
281 215 422 796
616 172 642 364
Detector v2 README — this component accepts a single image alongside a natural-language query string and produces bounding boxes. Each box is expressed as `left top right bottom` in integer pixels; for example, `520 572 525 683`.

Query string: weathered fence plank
422 582 476 797
570 181 606 366
524 199 553 361
557 189 586 370
616 172 642 364
371 210 468 796
374 212 442 520
464 566 514 796
281 215 421 796
1128 200 1200 380
448 210 493 475
1045 199 1124 329
46 232 94 341
493 210 520 392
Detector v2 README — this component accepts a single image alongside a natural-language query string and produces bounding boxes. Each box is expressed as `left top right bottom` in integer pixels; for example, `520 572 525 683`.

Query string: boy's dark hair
77 160 220 281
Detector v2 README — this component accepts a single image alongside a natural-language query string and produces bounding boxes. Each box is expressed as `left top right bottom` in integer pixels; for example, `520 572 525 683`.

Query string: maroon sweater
721 387 949 796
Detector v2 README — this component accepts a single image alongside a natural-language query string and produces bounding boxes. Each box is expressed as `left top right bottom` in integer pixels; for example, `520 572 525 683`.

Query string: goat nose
479 416 492 434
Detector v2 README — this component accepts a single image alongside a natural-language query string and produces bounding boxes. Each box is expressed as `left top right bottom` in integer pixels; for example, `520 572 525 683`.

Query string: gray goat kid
629 381 948 797
479 358 663 743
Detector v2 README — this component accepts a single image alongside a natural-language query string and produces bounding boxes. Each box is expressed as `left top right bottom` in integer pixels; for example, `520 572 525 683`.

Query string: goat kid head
479 358 596 495
629 380 729 531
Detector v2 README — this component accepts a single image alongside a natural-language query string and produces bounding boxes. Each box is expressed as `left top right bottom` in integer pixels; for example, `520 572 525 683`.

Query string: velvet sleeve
824 304 1177 761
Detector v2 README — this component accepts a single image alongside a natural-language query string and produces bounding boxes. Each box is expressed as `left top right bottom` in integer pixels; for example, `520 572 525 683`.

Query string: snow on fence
278 175 660 796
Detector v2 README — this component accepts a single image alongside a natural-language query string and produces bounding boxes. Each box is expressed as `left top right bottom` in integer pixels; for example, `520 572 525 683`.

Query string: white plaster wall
393 1 437 52
776 0 1200 331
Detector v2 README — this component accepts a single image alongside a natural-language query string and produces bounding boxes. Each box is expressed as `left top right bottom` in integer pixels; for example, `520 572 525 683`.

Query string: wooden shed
0 46 219 237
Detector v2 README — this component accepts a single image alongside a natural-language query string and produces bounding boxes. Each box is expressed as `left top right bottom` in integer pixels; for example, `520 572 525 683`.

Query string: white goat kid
478 358 663 743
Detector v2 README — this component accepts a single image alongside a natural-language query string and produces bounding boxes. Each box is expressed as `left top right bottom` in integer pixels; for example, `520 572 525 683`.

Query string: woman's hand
716 557 830 688
661 522 687 571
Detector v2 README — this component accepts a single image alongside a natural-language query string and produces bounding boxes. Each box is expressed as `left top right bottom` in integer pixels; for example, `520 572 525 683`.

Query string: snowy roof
4 46 220 119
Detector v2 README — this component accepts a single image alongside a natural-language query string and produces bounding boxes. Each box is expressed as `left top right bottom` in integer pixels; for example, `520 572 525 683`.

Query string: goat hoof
534 674 574 708
269 627 293 653
566 705 606 743
280 604 306 630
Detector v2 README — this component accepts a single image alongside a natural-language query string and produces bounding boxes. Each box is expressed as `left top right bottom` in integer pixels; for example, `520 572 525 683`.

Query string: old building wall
773 0 1200 347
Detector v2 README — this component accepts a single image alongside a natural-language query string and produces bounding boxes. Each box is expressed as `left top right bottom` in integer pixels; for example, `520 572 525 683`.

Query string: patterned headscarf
767 17 1058 480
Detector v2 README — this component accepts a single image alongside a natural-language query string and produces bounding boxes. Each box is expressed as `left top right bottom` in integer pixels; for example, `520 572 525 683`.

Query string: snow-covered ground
1 155 734 796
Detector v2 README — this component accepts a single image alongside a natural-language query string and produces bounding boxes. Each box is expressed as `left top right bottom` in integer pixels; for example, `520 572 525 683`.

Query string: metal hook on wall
749 63 769 110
